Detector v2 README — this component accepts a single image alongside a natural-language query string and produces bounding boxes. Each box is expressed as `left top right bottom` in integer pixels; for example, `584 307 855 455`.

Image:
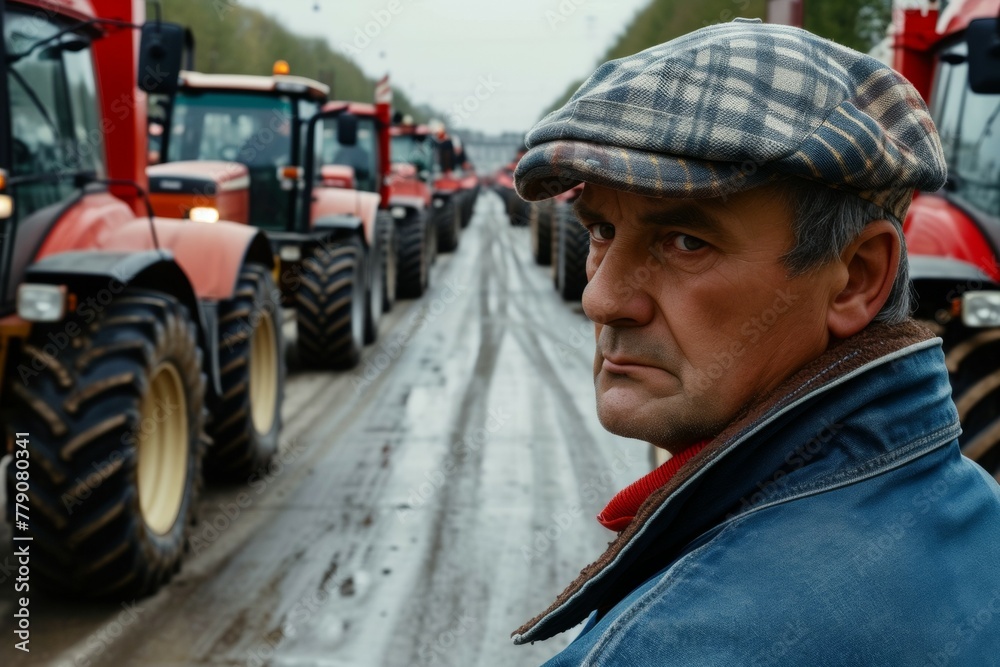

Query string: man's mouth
601 354 665 375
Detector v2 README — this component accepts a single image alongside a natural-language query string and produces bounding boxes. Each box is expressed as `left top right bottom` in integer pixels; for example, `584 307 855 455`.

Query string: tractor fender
23 250 225 397
312 213 366 246
311 188 380 247
96 217 274 300
908 254 999 319
35 191 137 259
389 195 427 213
904 193 1000 281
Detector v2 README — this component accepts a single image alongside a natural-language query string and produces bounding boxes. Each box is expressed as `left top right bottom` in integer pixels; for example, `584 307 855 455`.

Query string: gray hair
780 179 910 325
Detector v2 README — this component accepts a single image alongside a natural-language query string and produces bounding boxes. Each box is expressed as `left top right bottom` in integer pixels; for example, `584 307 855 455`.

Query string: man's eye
672 234 707 251
589 223 615 241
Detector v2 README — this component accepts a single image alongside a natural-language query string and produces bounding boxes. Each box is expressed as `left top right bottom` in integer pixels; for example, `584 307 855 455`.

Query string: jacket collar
513 320 957 644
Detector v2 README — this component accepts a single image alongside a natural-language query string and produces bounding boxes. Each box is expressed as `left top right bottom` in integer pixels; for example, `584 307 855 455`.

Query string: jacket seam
727 425 961 520
739 422 961 510
582 430 959 664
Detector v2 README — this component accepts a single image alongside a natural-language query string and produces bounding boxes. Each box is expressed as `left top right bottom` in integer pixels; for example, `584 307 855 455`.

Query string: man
513 18 1000 666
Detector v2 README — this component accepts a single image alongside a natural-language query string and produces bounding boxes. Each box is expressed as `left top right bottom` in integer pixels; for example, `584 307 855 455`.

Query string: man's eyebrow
638 204 726 235
572 199 605 225
573 199 728 238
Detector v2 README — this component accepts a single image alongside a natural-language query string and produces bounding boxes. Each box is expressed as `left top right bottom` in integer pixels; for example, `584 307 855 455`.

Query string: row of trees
543 0 893 117
155 1 432 121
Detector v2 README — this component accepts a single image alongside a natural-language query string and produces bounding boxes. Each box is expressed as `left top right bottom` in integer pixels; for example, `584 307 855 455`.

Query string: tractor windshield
2 8 105 222
321 116 379 193
932 41 1000 218
166 90 294 166
391 133 434 174
166 90 296 230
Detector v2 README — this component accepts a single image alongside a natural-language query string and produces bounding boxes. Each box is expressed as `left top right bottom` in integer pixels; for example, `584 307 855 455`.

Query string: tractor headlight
962 291 1000 327
391 206 407 220
18 284 66 322
189 206 220 223
0 194 12 220
279 245 301 262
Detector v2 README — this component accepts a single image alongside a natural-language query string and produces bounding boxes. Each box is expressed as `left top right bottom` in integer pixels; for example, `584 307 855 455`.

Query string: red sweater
597 442 709 532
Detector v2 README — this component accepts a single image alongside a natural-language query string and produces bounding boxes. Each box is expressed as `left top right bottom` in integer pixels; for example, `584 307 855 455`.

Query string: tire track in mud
106 254 476 666
493 204 621 494
385 200 509 667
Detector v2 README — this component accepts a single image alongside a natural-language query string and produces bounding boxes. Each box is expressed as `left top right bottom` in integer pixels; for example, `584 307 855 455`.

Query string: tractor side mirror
967 18 1000 94
337 113 359 147
439 139 456 173
137 21 186 95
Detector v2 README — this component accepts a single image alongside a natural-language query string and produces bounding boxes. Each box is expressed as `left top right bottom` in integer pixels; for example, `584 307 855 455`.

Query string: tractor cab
390 122 438 182
892 0 1000 473
150 63 328 231
317 101 382 195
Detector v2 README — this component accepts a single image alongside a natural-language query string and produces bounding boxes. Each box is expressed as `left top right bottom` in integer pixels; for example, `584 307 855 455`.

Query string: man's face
577 183 843 451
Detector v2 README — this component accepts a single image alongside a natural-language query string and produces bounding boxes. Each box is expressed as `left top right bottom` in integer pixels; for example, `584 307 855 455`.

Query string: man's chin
595 383 719 448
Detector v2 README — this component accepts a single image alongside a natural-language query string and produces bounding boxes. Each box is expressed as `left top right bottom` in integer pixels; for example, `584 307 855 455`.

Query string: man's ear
826 220 900 339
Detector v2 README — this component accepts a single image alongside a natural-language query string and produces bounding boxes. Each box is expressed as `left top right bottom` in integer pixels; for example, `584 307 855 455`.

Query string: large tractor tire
396 210 432 299
6 290 206 597
508 194 531 227
364 220 387 345
550 202 562 288
531 200 554 266
460 187 479 228
379 211 398 313
436 198 462 253
205 265 284 480
936 324 1000 475
296 238 367 369
557 204 589 301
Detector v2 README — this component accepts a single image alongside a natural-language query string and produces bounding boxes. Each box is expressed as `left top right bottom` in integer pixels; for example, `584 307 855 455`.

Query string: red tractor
389 119 469 255
495 149 530 227
1 0 284 596
892 0 1000 474
146 66 397 370
545 185 588 301
388 120 438 297
451 134 481 228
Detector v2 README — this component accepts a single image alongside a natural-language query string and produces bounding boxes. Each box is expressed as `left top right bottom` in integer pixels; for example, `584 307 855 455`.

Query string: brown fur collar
513 320 937 643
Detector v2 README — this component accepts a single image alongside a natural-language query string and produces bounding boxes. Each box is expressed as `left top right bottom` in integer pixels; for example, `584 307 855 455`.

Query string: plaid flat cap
515 18 947 221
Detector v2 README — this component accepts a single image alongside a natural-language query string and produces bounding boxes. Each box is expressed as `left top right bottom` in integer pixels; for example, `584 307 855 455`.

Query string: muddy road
0 192 650 667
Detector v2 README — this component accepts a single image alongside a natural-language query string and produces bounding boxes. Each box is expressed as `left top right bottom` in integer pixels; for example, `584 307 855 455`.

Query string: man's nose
581 243 656 327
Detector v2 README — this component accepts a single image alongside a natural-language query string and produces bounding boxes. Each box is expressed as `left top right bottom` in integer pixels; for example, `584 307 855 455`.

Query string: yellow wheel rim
249 309 278 435
137 362 189 536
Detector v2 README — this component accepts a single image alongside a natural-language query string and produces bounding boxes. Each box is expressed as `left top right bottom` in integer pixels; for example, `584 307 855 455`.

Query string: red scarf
597 441 709 532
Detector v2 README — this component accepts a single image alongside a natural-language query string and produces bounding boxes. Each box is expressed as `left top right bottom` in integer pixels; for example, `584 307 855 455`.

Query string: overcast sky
236 0 650 135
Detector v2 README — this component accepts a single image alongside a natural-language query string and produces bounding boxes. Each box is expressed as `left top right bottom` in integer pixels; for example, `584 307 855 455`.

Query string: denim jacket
515 322 1000 666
